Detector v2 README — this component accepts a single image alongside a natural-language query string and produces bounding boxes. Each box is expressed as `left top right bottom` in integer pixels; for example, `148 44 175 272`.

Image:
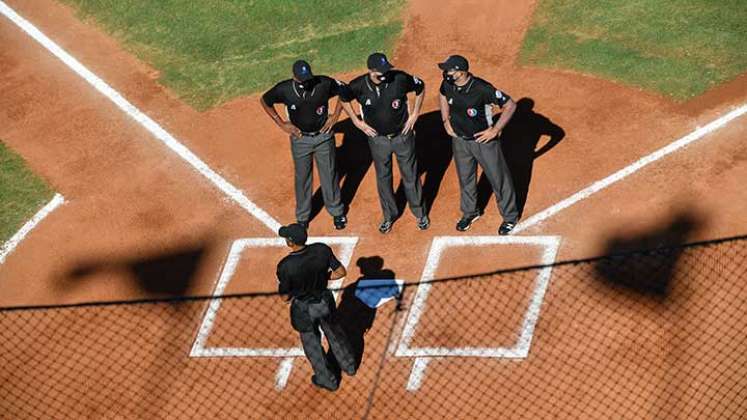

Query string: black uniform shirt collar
292 80 316 99
290 246 308 255
454 74 475 93
365 76 389 92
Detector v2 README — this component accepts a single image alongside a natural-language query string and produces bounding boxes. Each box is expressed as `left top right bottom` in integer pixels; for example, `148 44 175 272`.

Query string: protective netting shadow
1 235 746 419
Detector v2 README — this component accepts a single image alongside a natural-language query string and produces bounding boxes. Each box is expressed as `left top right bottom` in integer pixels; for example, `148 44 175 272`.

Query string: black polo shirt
262 76 347 133
341 70 425 136
276 243 342 298
440 76 511 140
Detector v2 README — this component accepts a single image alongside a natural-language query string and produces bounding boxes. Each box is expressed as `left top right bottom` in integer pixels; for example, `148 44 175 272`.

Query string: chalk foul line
0 1 281 233
0 193 65 265
515 103 747 233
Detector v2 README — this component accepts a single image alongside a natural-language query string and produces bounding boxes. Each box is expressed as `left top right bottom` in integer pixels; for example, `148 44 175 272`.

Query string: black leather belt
301 131 321 137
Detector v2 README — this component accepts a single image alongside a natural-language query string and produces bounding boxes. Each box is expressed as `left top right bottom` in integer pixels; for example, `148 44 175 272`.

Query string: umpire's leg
474 140 519 222
452 136 480 218
290 135 315 223
368 135 398 221
318 292 356 375
392 132 425 218
299 328 339 389
312 133 345 217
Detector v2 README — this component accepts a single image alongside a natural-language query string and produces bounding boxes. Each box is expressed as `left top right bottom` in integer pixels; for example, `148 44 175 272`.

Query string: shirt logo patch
414 76 422 85
290 104 296 110
391 99 401 110
467 108 478 117
316 105 326 115
495 90 503 99
448 98 453 105
365 98 372 106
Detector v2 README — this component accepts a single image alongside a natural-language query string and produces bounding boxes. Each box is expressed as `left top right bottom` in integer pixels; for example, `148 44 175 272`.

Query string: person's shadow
394 110 454 216
477 98 565 217
335 256 395 370
309 118 372 221
594 211 702 298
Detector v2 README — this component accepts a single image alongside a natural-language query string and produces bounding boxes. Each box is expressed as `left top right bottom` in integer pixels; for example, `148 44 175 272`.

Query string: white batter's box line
0 193 65 266
189 236 359 359
0 2 282 234
395 235 561 391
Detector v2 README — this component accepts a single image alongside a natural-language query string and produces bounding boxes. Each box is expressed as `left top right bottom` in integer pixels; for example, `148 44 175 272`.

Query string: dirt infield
1 0 746 418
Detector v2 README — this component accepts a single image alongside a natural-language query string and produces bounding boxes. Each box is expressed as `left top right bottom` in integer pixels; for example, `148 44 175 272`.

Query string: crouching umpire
276 223 356 391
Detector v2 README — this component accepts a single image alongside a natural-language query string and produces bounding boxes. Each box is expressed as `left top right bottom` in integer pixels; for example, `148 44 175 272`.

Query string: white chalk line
0 193 65 266
189 236 358 389
0 1 281 233
6 0 745 393
396 235 561 390
406 357 432 391
514 103 747 233
275 357 295 390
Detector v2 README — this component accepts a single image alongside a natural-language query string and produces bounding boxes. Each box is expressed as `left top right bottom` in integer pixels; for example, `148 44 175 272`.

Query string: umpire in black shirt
340 53 429 234
439 55 519 235
261 60 348 230
276 223 356 391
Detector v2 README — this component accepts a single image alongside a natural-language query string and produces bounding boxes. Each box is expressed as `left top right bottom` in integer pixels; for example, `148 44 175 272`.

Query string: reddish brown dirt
1 0 746 418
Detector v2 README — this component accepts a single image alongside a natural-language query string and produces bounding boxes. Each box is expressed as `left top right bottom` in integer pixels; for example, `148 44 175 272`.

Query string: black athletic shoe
342 365 357 376
297 220 309 229
499 221 517 236
378 219 393 234
417 215 430 230
455 214 480 232
333 215 347 230
311 375 339 392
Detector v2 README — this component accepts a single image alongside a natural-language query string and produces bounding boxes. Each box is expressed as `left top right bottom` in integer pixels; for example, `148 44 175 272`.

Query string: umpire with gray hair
439 55 519 235
261 60 348 230
276 223 356 391
340 52 429 234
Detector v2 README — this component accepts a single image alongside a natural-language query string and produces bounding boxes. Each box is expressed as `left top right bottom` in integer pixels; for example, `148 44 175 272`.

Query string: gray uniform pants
452 136 519 222
290 133 344 222
292 291 355 389
368 132 425 221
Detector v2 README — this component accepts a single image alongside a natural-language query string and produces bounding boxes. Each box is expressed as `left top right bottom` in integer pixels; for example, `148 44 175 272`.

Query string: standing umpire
261 60 348 230
276 223 356 391
438 55 519 235
340 53 429 234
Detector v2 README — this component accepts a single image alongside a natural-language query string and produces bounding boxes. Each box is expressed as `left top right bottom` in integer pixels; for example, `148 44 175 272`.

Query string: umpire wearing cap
438 55 519 235
261 60 348 230
276 223 356 391
340 53 429 234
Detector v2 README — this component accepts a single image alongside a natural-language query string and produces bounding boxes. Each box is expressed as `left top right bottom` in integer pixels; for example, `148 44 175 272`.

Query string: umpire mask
443 70 456 85
377 71 394 83
298 76 318 90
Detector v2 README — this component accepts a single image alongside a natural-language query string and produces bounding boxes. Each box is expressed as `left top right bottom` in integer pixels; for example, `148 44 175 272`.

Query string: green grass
0 142 54 243
521 0 747 99
60 0 405 110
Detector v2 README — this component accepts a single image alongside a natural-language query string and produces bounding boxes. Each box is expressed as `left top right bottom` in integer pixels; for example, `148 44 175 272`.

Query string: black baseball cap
292 60 314 82
278 223 308 245
367 52 393 73
438 55 469 72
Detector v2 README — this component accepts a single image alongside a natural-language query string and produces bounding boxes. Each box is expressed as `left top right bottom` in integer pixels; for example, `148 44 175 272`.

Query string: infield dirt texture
1 0 746 418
